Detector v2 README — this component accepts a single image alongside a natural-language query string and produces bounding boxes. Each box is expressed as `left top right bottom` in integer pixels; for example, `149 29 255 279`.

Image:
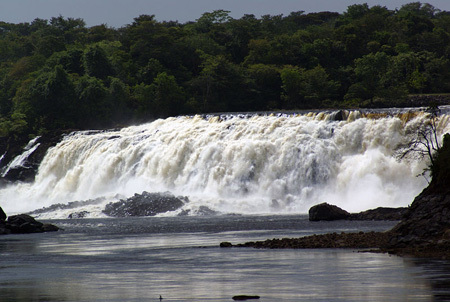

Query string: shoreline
221 229 450 259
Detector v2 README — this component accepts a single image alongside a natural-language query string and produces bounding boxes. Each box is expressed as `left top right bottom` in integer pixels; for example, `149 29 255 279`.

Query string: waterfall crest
1 110 449 217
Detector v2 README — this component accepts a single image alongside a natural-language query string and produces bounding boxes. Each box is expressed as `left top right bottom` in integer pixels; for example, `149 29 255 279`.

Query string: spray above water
1 110 448 217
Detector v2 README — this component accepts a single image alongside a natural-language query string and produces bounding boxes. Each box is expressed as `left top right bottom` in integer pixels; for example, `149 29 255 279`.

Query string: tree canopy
0 2 449 137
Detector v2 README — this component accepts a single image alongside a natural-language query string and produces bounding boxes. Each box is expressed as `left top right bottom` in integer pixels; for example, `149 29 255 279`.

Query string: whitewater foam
1 110 448 217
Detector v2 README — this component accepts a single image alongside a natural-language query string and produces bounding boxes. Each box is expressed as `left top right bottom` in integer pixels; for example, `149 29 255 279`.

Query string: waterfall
1 110 449 217
1 136 41 177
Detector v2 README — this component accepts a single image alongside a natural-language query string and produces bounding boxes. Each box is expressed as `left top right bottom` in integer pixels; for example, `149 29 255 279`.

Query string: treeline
1 2 450 136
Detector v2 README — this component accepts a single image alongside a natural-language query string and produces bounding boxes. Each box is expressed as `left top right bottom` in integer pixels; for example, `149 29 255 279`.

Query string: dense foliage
0 2 450 136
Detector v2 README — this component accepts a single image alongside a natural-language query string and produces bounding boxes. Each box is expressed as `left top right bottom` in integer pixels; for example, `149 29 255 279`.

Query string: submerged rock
103 191 186 217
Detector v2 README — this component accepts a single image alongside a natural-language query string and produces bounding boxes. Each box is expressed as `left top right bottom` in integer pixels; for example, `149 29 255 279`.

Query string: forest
0 2 450 137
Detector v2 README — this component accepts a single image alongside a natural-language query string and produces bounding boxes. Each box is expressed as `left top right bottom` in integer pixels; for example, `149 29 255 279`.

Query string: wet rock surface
103 191 186 217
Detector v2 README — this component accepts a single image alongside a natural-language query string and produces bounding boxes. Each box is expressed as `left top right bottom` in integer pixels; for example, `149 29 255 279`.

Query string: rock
233 231 390 249
178 206 218 216
384 133 450 257
232 295 260 300
2 213 59 234
28 197 107 217
330 110 347 121
42 223 60 232
68 211 89 219
349 207 408 221
309 203 351 221
0 220 11 235
388 193 450 247
0 206 6 221
308 203 407 221
103 191 186 217
220 242 233 248
7 214 43 233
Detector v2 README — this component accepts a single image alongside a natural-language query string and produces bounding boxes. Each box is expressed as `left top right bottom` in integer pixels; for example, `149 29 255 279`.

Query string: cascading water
1 136 41 177
1 110 449 218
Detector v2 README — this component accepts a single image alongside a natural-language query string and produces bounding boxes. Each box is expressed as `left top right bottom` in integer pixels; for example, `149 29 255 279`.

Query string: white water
1 136 41 177
1 111 449 217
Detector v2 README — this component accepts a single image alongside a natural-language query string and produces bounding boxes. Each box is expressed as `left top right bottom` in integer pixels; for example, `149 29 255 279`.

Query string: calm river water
0 215 449 302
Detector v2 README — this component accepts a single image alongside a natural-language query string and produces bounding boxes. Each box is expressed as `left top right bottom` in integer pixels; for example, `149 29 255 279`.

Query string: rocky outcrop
103 191 187 217
309 203 407 221
0 207 59 235
386 190 450 256
385 133 450 257
309 203 351 221
350 207 408 221
223 231 390 249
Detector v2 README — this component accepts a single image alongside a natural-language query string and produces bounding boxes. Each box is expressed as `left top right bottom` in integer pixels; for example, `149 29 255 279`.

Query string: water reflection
405 258 450 301
0 217 449 301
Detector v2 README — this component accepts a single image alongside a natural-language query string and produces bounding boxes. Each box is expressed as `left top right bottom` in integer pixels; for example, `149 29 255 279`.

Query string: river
2 215 450 302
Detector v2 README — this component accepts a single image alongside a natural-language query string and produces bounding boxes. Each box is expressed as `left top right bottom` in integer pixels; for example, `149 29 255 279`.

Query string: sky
1 0 450 28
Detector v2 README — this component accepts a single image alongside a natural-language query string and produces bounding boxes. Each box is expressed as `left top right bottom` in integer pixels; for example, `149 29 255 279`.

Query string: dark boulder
330 110 347 121
309 203 351 221
220 242 233 248
103 191 186 217
5 214 59 234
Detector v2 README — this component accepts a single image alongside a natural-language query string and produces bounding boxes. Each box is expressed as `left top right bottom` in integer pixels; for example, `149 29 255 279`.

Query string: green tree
190 52 253 112
151 72 185 117
84 45 115 79
75 75 109 126
345 52 390 102
280 66 303 109
14 65 77 131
